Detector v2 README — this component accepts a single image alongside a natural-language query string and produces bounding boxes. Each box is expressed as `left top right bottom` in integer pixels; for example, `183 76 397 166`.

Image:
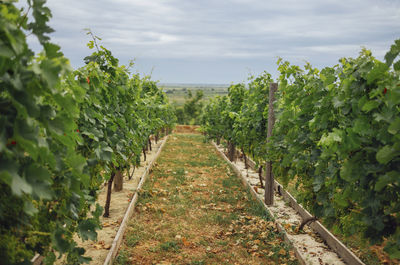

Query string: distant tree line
175 90 204 124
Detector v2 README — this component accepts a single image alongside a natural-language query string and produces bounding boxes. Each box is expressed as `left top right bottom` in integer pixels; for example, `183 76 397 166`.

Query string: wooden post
148 137 152 151
142 147 146 161
258 166 264 188
241 148 248 169
129 165 135 180
265 82 277 205
113 170 123 191
227 141 236 162
103 172 115 217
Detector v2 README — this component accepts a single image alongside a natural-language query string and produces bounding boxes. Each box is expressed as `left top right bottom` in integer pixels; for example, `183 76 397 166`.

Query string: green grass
159 240 181 252
169 167 186 185
125 234 141 247
190 260 206 265
114 249 129 265
212 212 239 225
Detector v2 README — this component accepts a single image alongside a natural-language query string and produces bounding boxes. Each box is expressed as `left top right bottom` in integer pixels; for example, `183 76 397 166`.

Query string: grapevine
0 1 176 263
201 41 400 259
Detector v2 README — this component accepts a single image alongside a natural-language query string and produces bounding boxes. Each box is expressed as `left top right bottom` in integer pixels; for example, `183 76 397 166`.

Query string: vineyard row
1 2 176 264
200 41 400 260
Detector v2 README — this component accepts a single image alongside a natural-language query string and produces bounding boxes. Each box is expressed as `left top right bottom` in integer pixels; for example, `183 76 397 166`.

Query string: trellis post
265 82 277 205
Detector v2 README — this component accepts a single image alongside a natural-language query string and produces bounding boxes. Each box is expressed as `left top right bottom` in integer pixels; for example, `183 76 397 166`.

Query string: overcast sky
28 0 400 84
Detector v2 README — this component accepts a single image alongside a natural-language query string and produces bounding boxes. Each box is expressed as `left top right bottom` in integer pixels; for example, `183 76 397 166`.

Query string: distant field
159 83 229 106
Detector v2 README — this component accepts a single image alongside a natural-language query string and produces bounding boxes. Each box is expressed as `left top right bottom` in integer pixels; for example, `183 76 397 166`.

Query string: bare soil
173 125 201 134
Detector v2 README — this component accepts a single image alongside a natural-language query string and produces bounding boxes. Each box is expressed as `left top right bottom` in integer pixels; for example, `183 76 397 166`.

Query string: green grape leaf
334 193 349 207
353 118 371 135
52 228 70 253
24 201 39 216
340 160 354 182
40 59 60 88
388 117 400 134
385 39 400 66
77 219 98 241
367 62 388 85
25 164 53 200
375 171 399 191
319 129 342 146
0 159 18 186
66 154 87 174
44 43 63 59
0 43 14 58
11 174 32 196
376 145 397 164
394 60 400 71
362 100 380 112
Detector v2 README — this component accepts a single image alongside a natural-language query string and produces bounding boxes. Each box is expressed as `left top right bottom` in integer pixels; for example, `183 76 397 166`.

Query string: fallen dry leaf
102 221 118 227
182 237 191 247
250 244 259 251
279 248 287 256
92 240 111 250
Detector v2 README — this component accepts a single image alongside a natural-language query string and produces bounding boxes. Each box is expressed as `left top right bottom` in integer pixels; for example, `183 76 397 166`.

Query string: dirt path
115 133 298 264
54 137 166 265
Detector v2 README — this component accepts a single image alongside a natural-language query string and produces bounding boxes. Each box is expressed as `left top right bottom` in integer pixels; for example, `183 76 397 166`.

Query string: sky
25 0 400 84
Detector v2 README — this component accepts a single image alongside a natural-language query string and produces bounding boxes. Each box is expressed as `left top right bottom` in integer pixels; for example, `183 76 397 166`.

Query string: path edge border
103 135 169 265
212 141 366 265
212 141 308 265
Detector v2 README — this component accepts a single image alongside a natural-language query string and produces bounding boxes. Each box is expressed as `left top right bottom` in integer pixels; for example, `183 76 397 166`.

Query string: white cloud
25 0 400 83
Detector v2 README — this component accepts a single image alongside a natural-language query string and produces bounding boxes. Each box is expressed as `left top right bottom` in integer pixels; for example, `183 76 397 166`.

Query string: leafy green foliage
271 48 400 258
233 72 272 165
200 95 227 141
0 1 176 263
201 41 400 258
175 89 204 124
201 84 246 144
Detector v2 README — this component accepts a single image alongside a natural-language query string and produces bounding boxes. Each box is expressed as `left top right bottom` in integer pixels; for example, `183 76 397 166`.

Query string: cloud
22 0 400 83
